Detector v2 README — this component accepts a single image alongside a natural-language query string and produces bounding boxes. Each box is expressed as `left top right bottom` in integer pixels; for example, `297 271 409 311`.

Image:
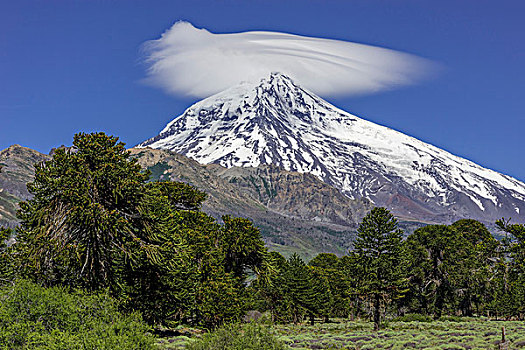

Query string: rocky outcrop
0 145 50 227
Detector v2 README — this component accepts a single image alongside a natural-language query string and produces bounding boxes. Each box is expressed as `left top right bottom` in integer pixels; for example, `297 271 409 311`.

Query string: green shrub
0 280 154 349
186 323 286 350
437 315 473 322
392 313 433 322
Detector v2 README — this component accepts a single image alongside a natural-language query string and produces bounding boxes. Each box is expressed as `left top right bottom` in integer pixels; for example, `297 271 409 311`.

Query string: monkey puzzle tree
218 215 268 280
449 219 498 316
495 219 525 317
0 227 14 285
352 207 406 330
16 132 151 291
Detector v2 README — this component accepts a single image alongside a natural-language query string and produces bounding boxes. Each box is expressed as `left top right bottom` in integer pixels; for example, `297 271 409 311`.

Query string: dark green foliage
0 227 14 285
122 182 269 328
451 219 495 246
309 253 351 320
253 252 332 325
250 251 289 322
449 219 498 317
283 253 317 324
186 323 286 350
219 215 267 279
145 180 207 211
403 225 456 317
120 180 207 325
194 273 246 329
492 219 525 318
352 207 406 330
402 220 505 319
308 265 332 322
16 132 151 291
0 279 154 349
309 252 339 270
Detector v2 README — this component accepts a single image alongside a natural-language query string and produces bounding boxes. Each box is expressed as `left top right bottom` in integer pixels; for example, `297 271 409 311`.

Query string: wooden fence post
498 326 509 350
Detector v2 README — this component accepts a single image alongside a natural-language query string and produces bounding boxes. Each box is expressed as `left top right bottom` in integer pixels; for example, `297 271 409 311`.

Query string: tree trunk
309 312 314 326
373 293 381 331
434 283 446 319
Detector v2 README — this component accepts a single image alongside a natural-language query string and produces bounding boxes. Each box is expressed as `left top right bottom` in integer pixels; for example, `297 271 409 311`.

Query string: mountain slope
139 73 525 223
130 148 371 259
207 164 371 226
0 145 50 227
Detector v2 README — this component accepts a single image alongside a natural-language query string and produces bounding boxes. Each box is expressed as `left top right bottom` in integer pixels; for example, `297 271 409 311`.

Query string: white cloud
143 21 437 98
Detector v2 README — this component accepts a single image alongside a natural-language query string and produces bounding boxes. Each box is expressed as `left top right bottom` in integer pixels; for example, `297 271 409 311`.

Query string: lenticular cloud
143 21 435 98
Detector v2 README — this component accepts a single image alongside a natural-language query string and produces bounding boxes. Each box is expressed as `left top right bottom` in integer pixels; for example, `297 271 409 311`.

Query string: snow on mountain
139 73 525 223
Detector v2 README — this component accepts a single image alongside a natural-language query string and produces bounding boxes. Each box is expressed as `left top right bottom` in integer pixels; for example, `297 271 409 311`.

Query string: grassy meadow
156 319 525 350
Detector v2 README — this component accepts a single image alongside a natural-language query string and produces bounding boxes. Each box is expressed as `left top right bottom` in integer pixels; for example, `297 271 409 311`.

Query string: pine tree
352 207 406 330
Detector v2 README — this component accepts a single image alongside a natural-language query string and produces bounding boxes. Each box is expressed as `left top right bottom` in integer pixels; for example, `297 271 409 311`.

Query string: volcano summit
139 73 525 224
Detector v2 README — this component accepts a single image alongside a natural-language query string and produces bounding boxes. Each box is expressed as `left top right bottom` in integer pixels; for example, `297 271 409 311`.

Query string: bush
437 315 475 322
392 313 433 322
186 323 286 350
0 280 154 349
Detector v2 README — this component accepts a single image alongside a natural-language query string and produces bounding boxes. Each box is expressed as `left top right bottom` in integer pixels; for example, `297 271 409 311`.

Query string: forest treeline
0 132 524 339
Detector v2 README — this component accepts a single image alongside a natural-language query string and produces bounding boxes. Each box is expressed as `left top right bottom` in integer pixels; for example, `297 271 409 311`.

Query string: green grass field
156 319 525 349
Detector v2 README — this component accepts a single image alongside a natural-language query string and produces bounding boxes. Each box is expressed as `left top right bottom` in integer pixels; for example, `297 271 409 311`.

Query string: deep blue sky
1 1 524 181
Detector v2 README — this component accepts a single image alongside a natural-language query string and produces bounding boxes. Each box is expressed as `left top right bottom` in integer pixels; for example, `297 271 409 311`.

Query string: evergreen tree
449 220 498 316
8 131 271 328
309 265 332 323
0 227 14 285
251 251 291 323
495 219 525 318
119 181 203 325
403 225 456 317
127 183 269 327
309 253 345 321
282 254 317 324
352 207 406 330
16 132 151 291
218 216 268 280
403 219 502 318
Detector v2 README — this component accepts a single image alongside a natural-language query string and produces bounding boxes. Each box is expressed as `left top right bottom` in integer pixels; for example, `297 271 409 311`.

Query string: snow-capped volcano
139 73 525 223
